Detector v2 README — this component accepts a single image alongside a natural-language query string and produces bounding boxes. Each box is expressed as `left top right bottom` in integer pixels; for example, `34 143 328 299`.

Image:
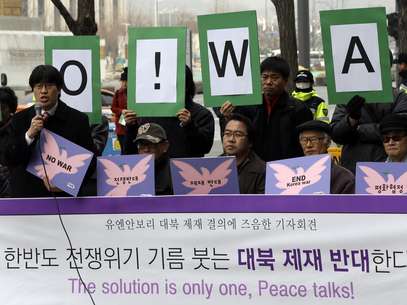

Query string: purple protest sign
26 128 93 196
266 154 331 194
170 156 239 195
97 154 155 196
356 162 407 194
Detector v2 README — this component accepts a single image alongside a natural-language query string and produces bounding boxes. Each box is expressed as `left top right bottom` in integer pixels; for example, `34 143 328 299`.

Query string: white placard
207 27 253 96
135 39 178 103
52 49 93 113
330 23 382 92
2 211 407 305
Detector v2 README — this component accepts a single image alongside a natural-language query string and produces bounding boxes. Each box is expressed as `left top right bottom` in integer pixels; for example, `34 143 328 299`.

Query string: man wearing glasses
379 113 407 162
296 120 355 194
222 113 265 194
3 65 95 197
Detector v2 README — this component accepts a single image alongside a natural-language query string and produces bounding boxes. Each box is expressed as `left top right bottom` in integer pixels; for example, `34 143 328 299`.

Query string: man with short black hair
380 113 407 162
3 65 95 197
297 120 355 194
133 122 173 195
222 113 265 194
217 56 313 162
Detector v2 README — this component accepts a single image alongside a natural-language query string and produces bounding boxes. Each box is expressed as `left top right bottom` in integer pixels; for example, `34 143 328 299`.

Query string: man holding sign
321 8 407 173
218 57 313 162
124 66 214 158
3 65 95 197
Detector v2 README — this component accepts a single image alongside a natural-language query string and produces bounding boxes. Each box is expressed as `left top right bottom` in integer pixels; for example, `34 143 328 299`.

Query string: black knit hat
296 120 331 135
380 113 407 133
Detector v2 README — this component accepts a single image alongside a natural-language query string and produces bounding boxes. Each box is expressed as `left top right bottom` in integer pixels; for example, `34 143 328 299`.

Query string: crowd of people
1 54 407 198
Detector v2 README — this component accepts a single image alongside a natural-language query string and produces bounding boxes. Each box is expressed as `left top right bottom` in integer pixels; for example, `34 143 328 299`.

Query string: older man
379 113 407 162
222 113 265 194
132 122 173 195
296 120 355 194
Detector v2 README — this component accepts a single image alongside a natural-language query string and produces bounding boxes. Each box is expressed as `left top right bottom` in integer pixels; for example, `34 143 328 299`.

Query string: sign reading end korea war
198 11 262 107
45 36 102 124
127 27 186 117
320 7 392 104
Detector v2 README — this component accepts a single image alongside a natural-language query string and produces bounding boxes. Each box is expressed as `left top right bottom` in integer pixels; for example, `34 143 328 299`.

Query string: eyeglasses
382 134 407 143
223 130 247 139
33 83 57 90
299 136 325 145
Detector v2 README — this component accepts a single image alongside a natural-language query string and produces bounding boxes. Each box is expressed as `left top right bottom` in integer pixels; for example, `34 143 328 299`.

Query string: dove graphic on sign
268 155 330 194
171 159 234 194
34 130 92 181
358 165 407 194
98 155 153 196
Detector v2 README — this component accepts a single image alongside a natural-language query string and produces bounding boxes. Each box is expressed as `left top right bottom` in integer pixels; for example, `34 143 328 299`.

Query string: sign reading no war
127 27 186 116
198 11 262 107
45 36 102 123
320 7 392 104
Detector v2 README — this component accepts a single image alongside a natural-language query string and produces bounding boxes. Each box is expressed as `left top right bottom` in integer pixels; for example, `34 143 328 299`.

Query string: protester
2 65 95 197
222 113 265 194
0 87 18 197
132 122 173 195
292 69 329 122
216 56 313 162
111 67 128 153
331 51 407 173
379 113 407 162
123 66 214 158
297 120 355 194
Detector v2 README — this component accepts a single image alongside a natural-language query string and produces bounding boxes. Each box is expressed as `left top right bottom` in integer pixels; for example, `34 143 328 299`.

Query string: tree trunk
270 0 298 91
51 0 97 35
399 1 407 54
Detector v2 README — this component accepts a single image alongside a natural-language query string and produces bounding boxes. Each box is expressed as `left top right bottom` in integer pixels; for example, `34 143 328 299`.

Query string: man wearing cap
292 70 329 123
297 120 355 194
111 67 128 154
133 122 173 195
380 113 407 162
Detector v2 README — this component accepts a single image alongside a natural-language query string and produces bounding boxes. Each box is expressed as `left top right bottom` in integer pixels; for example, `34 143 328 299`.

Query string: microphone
34 103 42 117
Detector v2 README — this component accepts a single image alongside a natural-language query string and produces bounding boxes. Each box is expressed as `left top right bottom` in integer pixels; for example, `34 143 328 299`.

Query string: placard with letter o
45 36 102 124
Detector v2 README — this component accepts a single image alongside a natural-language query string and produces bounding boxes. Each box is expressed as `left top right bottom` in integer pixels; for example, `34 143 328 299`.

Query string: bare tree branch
50 0 77 33
270 0 298 91
51 0 97 35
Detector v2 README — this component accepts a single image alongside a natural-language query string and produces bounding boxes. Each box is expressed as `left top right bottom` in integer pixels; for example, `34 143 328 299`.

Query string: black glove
345 95 365 120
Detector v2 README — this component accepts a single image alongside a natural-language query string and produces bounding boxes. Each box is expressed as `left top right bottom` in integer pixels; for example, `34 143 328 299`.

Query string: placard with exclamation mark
154 52 161 90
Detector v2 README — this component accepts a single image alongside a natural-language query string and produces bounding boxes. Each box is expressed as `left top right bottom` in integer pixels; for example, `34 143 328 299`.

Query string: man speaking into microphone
3 65 95 198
